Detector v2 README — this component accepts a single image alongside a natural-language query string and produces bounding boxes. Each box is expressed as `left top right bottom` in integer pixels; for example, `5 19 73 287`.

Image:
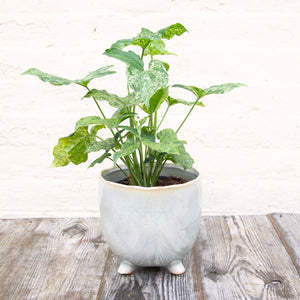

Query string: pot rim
98 163 201 191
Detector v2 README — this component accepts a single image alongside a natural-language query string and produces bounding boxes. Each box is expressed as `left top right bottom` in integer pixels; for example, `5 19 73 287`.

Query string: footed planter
99 164 201 275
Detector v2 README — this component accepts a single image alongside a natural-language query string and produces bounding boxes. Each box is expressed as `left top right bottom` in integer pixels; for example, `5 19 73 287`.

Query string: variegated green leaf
113 140 141 164
167 96 205 107
84 89 140 108
107 23 187 54
103 48 144 71
119 126 184 156
144 40 175 57
22 68 72 86
86 138 117 153
75 114 133 130
127 60 168 106
157 129 193 169
172 84 206 99
158 23 188 40
111 39 134 49
73 66 116 86
51 127 94 167
170 146 194 169
89 152 111 168
131 28 161 49
22 66 115 87
204 83 246 95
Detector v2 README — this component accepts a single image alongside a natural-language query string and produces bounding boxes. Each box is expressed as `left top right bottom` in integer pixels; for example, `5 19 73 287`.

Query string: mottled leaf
110 39 134 50
22 66 115 86
89 152 111 168
103 48 144 71
170 146 194 169
158 23 188 40
84 89 140 108
107 23 187 54
22 68 72 86
86 138 117 153
127 60 168 106
172 84 206 99
204 83 246 95
113 140 141 164
158 129 193 169
167 96 205 107
120 126 185 154
51 127 94 167
75 114 132 130
132 28 161 49
144 39 175 56
73 66 116 86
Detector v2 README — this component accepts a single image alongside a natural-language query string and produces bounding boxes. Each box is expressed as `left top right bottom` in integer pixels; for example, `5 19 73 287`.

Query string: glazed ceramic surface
99 164 201 272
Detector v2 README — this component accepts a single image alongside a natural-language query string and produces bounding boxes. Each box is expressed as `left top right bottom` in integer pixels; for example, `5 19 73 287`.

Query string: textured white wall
0 0 299 217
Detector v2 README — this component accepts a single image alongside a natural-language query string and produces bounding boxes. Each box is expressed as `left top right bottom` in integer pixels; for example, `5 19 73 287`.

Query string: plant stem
176 97 201 134
157 105 170 131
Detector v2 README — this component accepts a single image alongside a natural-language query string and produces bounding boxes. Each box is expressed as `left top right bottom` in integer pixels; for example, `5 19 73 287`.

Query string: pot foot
118 260 136 275
167 260 185 275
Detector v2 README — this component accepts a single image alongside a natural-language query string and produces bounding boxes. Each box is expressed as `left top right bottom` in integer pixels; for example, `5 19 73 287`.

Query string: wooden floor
0 214 299 299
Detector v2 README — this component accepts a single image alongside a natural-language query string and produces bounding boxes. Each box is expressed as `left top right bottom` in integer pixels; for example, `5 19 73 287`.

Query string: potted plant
23 23 244 275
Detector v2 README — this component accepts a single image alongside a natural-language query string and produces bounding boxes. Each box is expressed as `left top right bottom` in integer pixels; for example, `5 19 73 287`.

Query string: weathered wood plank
0 218 109 300
197 215 300 300
96 242 203 299
270 213 300 275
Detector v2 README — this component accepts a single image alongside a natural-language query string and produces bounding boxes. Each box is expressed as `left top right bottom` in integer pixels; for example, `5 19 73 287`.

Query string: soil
117 175 188 187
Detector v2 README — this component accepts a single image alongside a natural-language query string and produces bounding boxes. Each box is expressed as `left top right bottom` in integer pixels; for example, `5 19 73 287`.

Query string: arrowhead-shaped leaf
51 127 94 167
204 83 246 95
84 89 141 108
89 152 111 168
22 66 115 86
103 48 144 71
127 60 168 106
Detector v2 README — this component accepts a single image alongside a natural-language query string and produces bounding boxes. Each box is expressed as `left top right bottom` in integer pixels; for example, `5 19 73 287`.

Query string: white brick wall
1 0 299 217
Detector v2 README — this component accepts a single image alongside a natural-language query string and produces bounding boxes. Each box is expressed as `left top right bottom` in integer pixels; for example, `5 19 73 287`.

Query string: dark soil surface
117 175 188 187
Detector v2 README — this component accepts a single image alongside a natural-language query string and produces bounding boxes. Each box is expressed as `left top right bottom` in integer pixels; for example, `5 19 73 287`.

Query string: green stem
152 159 167 186
157 105 170 131
176 97 200 134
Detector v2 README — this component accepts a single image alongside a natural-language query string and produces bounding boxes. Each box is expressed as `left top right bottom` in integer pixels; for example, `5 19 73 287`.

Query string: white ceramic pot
99 164 201 275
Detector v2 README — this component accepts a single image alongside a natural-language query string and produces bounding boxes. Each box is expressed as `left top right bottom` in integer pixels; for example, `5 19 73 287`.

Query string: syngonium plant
23 23 245 187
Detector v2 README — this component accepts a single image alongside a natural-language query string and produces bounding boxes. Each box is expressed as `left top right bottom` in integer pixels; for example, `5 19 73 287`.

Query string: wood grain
1 215 300 299
270 213 300 275
0 218 109 300
196 215 300 300
96 243 203 299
